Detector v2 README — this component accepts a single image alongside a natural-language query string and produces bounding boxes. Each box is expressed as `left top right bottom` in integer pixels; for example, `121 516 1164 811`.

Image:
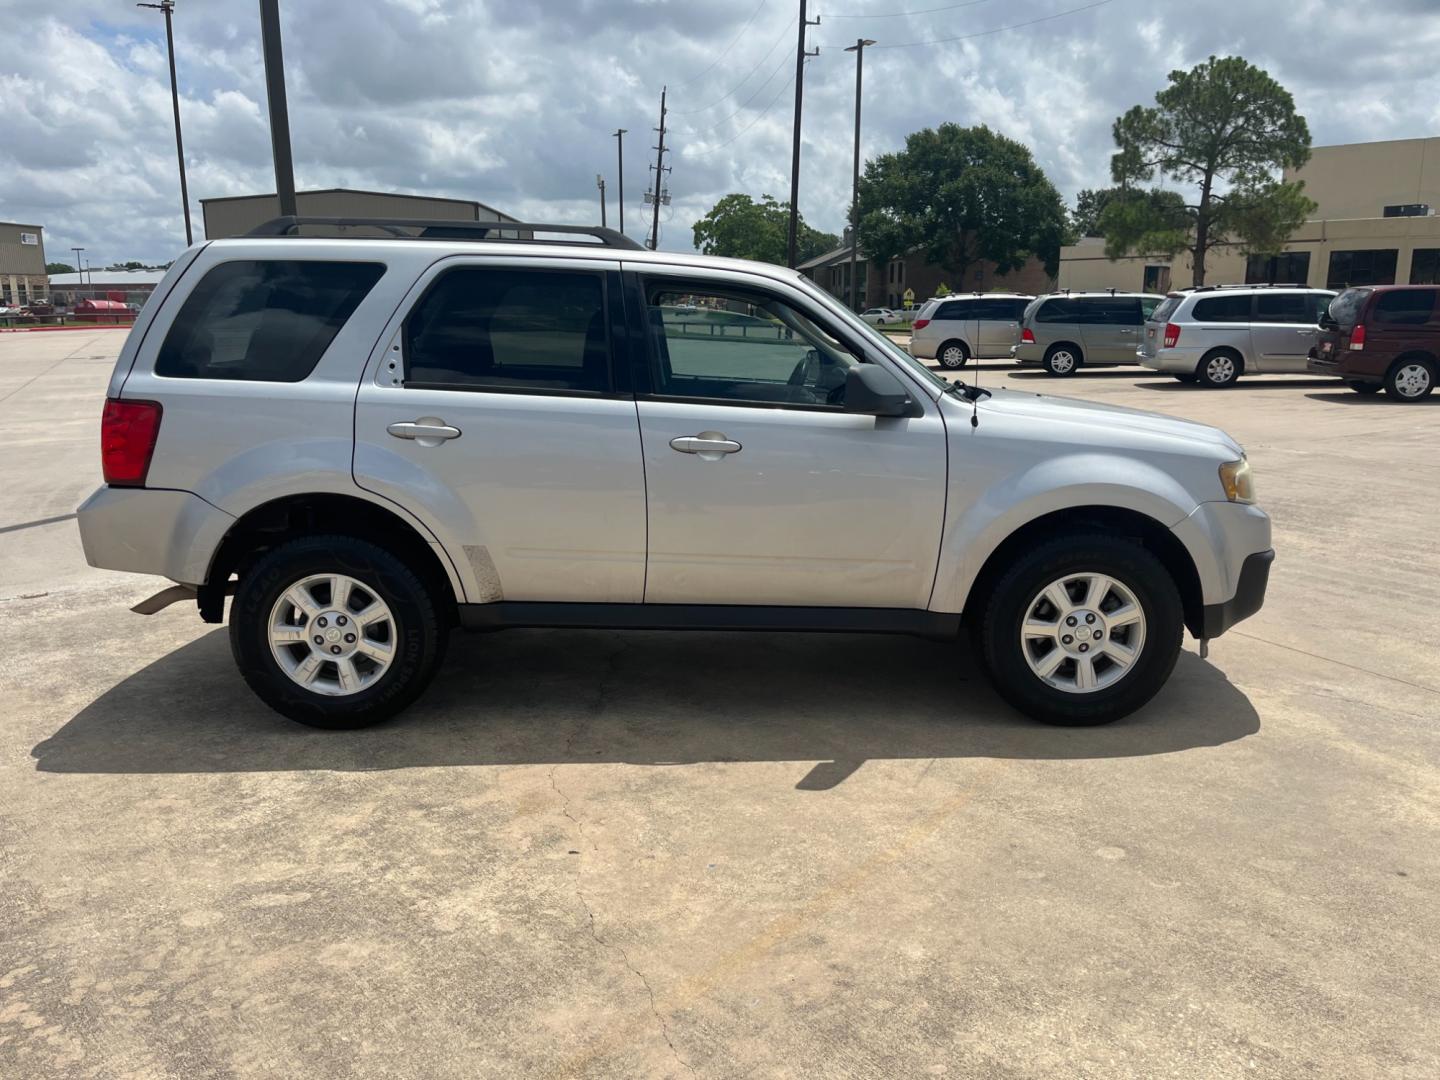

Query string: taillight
1020 327 1035 343
1163 323 1181 348
912 318 930 330
101 398 163 487
1349 324 1366 351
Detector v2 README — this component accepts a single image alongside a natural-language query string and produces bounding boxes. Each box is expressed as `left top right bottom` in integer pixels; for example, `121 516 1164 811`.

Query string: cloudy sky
3 0 1440 268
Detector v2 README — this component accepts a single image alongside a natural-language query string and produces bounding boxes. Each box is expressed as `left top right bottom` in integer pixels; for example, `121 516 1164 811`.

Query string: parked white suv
78 218 1273 729
1139 285 1336 387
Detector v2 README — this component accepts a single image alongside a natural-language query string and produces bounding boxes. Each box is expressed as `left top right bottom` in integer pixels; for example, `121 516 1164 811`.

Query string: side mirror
844 364 914 417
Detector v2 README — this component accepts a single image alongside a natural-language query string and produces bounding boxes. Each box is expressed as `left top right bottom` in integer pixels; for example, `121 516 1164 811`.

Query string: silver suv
908 293 1032 369
78 217 1273 729
1013 292 1165 376
1138 285 1336 387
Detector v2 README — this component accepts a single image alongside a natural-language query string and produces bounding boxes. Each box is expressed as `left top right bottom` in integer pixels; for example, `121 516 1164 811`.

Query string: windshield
1327 288 1371 326
793 275 949 392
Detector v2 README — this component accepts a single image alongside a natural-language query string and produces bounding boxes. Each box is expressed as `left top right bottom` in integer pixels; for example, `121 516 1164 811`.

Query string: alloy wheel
1020 572 1147 694
268 573 397 696
1393 362 1432 398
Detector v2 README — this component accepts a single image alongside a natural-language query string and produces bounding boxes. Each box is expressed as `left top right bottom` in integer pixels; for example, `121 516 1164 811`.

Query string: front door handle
670 432 742 459
388 418 462 447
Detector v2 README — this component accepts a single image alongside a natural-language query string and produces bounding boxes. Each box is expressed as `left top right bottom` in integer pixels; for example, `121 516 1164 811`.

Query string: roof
796 245 856 271
50 268 166 286
0 221 44 231
199 187 516 223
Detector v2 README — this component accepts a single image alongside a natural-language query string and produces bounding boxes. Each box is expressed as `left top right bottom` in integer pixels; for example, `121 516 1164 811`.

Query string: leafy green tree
46 262 75 274
1106 55 1315 286
934 282 951 297
122 261 146 270
856 123 1069 281
1072 186 1186 239
692 194 839 266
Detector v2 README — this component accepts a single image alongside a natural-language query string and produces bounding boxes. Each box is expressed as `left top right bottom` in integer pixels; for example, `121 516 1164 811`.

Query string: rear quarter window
1371 288 1438 325
156 260 385 381
1191 294 1252 323
1034 298 1080 323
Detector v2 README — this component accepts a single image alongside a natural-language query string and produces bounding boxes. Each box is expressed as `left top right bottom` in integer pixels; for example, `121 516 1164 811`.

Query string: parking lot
3 327 1438 1077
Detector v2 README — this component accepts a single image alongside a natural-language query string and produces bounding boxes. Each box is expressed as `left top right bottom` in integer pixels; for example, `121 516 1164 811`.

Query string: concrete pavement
2 331 1438 1078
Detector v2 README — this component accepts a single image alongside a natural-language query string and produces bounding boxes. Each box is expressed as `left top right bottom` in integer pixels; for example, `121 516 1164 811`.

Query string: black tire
1196 349 1242 388
229 535 448 728
1173 373 1199 384
1346 381 1382 395
1384 356 1436 401
976 533 1184 726
1043 343 1082 376
937 340 969 369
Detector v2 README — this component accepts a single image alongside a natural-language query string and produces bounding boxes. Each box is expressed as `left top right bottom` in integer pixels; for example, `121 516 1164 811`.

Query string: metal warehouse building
0 221 48 307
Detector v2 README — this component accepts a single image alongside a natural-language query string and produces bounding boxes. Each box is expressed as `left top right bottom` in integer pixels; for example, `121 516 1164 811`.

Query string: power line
683 47 796 132
682 57 810 157
822 0 996 18
668 20 793 115
833 0 1113 49
667 0 769 90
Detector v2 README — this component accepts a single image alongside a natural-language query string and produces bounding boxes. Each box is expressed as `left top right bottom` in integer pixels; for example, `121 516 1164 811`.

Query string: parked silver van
908 293 1032 369
1012 292 1165 376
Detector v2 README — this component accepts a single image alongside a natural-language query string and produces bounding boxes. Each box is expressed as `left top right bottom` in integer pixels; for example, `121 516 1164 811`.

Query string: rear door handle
388 418 462 445
670 433 742 457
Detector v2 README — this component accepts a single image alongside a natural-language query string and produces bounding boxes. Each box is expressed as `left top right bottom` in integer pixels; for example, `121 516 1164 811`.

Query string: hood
969 386 1244 457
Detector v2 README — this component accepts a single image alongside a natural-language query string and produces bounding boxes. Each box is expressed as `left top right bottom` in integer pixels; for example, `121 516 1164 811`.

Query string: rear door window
972 298 1016 321
1253 293 1311 323
1191 294 1253 322
1372 289 1437 325
156 260 385 381
1035 298 1080 323
936 299 977 321
404 267 611 393
1076 297 1142 325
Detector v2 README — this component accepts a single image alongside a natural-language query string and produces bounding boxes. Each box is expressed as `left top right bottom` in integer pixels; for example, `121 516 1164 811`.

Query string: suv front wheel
229 535 448 728
977 534 1183 725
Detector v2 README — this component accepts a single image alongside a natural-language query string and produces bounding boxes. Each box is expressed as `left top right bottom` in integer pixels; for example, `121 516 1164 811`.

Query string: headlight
1219 458 1255 504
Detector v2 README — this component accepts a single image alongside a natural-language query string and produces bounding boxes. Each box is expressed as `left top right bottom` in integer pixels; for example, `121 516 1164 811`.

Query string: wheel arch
1045 340 1085 364
1388 349 1438 371
1199 344 1245 371
950 504 1205 639
200 492 464 624
938 336 972 358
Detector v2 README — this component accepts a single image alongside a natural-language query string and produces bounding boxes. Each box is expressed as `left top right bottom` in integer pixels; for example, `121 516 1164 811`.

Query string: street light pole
597 175 607 228
138 1 192 245
844 38 875 313
613 128 627 235
258 0 298 218
71 247 85 282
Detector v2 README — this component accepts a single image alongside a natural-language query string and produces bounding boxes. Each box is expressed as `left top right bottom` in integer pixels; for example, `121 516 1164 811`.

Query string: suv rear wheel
938 340 969 369
229 535 447 728
977 534 1183 726
1043 344 1082 376
1196 349 1241 388
1385 357 1436 401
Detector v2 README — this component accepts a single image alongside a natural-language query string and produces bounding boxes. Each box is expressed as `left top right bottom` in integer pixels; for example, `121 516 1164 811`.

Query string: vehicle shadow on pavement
1304 391 1440 405
34 628 1258 788
1134 377 1339 392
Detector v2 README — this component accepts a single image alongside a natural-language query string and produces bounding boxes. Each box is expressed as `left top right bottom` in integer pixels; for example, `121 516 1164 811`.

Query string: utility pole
258 0 297 217
785 0 820 268
613 128 627 235
597 175 607 228
138 1 192 245
71 247 85 282
844 39 875 312
648 88 669 251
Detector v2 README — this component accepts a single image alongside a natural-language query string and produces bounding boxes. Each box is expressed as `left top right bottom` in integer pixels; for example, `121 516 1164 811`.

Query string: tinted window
1246 251 1311 285
1075 297 1142 325
1149 295 1183 323
1327 288 1371 326
1410 249 1440 285
1372 289 1437 325
1253 293 1311 323
1191 294 1252 322
1307 292 1336 322
1140 296 1161 318
936 299 977 320
973 298 1020 320
404 268 610 392
1035 298 1080 323
156 260 384 381
1327 249 1397 290
644 285 859 406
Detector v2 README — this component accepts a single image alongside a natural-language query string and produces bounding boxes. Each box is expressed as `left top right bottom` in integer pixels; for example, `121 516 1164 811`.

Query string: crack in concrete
547 637 694 1076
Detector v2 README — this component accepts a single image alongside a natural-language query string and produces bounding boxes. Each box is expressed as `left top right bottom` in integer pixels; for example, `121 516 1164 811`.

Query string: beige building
200 188 517 239
1058 136 1440 292
0 221 48 307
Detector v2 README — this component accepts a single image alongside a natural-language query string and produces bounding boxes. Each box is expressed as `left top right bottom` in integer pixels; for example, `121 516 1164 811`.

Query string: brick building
0 221 48 307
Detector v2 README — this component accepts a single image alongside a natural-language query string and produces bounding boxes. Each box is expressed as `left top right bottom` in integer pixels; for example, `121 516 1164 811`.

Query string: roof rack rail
1185 282 1312 292
245 216 646 250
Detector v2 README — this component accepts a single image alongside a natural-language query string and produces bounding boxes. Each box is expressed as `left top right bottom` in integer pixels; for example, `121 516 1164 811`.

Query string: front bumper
1200 549 1274 638
76 485 234 585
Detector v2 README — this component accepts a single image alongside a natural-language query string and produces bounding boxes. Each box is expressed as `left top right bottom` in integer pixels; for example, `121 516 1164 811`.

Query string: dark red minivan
1309 285 1440 401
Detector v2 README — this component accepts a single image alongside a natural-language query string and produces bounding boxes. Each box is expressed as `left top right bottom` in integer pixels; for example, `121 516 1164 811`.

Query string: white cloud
1 0 1438 266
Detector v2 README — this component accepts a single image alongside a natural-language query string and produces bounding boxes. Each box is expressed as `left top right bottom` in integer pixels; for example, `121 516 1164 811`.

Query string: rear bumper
1139 346 1207 373
1200 549 1274 638
76 485 234 585
908 337 937 360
